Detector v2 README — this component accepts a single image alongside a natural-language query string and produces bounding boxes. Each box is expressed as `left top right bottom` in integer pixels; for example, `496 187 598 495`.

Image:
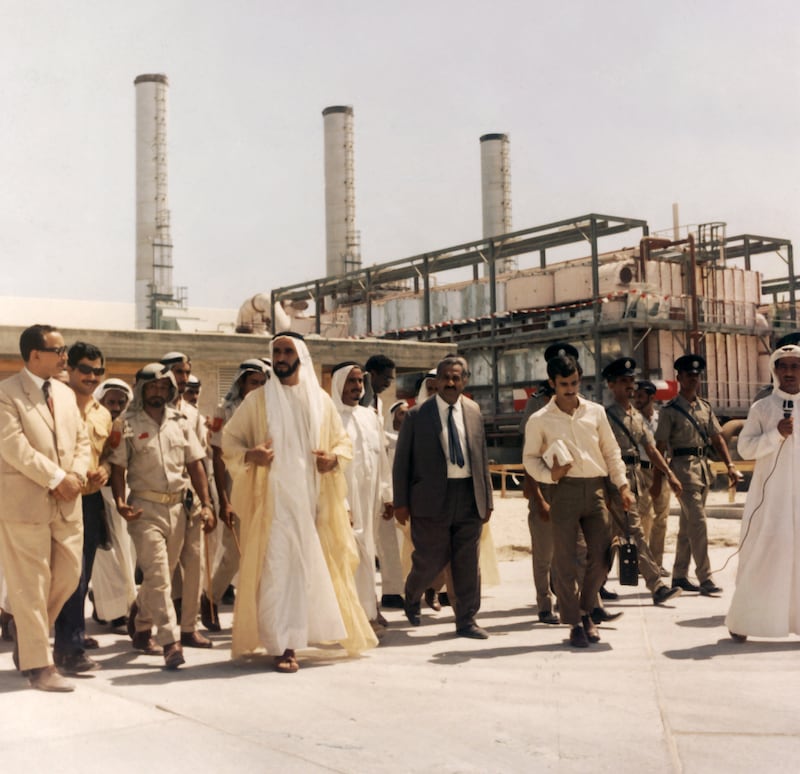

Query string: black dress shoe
8 617 20 671
699 579 723 596
569 624 589 648
110 616 128 629
55 650 100 674
729 630 747 643
1 610 14 643
127 601 138 639
653 585 682 605
590 607 624 625
200 591 222 632
424 588 442 611
538 610 560 625
404 600 421 626
599 586 619 601
381 594 405 609
456 623 489 639
672 577 700 593
221 585 236 605
438 592 451 607
581 615 601 643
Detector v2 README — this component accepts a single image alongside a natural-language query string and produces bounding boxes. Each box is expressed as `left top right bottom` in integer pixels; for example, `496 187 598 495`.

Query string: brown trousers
549 477 611 626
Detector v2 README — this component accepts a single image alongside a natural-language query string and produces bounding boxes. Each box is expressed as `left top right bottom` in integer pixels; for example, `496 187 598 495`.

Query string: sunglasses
73 363 106 376
39 346 68 356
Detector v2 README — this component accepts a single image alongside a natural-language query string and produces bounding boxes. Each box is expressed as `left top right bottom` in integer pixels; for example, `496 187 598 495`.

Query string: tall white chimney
134 73 174 329
322 105 360 278
480 132 516 273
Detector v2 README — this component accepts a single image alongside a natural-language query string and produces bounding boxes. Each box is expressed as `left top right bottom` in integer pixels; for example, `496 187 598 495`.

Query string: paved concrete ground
1 489 798 773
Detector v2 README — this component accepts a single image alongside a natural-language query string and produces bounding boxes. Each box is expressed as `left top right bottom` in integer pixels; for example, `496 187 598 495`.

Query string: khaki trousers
527 498 554 614
549 477 611 626
638 467 671 567
172 510 203 633
0 516 82 671
128 498 185 646
673 487 712 583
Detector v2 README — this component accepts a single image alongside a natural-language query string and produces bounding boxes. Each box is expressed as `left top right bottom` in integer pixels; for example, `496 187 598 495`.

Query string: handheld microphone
784 399 794 419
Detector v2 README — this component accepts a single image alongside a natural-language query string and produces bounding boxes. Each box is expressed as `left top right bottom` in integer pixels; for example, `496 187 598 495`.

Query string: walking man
393 355 493 640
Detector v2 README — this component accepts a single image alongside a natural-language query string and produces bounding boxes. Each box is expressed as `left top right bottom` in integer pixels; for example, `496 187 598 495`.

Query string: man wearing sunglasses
51 342 111 675
0 324 91 692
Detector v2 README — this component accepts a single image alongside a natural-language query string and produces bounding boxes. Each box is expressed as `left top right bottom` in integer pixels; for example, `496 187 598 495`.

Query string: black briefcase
618 508 639 586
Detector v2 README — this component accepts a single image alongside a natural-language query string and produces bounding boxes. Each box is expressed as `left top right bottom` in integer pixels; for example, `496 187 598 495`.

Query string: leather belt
672 447 707 458
639 460 652 469
621 455 640 466
131 489 184 505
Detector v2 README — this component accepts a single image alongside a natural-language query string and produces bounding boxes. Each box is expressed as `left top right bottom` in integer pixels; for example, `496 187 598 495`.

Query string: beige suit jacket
0 369 91 524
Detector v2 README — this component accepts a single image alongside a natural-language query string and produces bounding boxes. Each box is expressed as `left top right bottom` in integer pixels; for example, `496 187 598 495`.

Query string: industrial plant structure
266 214 795 461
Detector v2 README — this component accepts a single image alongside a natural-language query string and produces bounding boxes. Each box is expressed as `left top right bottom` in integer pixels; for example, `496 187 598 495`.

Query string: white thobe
339 404 392 619
257 385 345 653
726 392 800 637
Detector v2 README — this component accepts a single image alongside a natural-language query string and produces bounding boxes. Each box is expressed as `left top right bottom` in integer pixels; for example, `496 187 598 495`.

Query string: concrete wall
0 326 449 418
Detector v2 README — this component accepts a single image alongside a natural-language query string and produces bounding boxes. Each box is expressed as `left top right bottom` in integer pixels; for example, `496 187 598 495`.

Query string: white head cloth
385 399 408 432
93 377 133 404
265 335 324 508
331 363 363 414
415 368 438 403
770 344 800 400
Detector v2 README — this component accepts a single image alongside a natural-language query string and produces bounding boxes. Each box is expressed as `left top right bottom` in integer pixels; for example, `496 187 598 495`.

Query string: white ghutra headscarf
264 333 325 510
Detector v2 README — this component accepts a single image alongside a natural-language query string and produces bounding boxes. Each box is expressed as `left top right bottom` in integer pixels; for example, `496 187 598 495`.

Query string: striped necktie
42 380 54 416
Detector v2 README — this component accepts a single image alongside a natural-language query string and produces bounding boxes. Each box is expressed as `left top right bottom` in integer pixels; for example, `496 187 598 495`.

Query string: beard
273 358 300 379
144 395 167 409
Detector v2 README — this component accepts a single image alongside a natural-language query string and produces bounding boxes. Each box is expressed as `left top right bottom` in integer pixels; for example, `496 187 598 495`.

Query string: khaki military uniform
109 406 205 646
605 403 667 593
655 395 722 584
208 400 241 603
171 399 209 633
637 408 671 567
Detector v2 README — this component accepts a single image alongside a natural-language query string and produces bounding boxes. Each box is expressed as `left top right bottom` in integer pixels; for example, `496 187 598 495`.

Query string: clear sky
1 0 797 311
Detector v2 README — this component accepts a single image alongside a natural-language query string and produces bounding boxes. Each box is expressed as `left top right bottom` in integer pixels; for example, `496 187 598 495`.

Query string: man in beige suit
0 324 91 692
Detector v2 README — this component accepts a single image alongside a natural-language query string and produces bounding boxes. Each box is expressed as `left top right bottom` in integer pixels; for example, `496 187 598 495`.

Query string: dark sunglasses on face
74 363 106 376
39 346 68 356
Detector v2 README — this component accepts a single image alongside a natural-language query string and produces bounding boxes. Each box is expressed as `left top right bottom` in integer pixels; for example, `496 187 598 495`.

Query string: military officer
602 358 683 605
654 355 740 595
109 363 214 669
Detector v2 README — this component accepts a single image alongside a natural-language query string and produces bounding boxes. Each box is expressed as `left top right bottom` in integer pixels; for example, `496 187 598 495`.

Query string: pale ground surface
1 485 798 773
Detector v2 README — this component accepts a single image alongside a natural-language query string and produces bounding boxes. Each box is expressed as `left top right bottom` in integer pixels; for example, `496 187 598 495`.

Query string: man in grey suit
393 355 493 639
0 324 91 691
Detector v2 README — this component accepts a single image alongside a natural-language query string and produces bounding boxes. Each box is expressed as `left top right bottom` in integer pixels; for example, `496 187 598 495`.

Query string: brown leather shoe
581 614 601 643
200 592 221 632
163 641 185 669
181 630 213 648
28 665 74 692
131 630 164 655
424 588 442 611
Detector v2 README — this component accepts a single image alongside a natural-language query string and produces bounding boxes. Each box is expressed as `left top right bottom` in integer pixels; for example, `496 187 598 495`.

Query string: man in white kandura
331 361 393 633
726 343 800 643
222 333 376 673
